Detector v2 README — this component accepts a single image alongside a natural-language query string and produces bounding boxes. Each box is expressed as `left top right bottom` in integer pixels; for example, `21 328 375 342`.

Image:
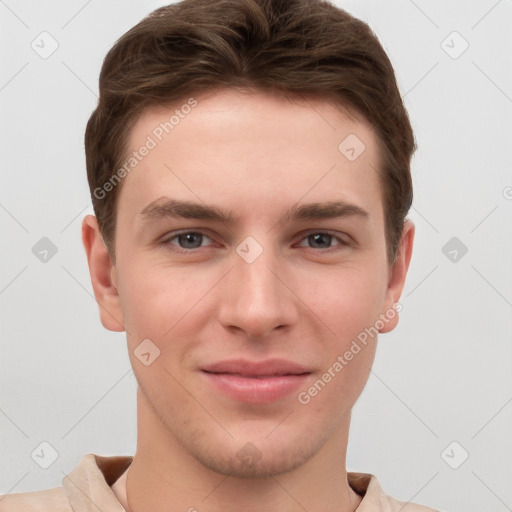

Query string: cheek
310 265 387 339
117 258 220 350
311 268 385 408
298 291 379 418
301 351 375 425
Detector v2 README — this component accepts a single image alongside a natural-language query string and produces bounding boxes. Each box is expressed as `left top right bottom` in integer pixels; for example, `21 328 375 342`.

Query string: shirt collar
62 453 388 512
62 454 132 512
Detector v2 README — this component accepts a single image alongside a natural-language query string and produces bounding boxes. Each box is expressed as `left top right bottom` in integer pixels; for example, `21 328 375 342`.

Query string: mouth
201 359 311 404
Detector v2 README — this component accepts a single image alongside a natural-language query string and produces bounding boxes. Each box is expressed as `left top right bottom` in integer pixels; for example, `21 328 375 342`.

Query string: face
84 89 413 478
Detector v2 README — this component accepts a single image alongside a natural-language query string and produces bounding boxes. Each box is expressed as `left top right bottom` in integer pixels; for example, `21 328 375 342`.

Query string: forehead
119 89 383 222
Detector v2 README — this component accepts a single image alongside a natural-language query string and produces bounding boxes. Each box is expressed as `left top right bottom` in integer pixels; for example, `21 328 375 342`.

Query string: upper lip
202 358 310 377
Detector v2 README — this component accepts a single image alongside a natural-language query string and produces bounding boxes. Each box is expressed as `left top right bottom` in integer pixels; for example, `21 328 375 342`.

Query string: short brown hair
85 0 415 262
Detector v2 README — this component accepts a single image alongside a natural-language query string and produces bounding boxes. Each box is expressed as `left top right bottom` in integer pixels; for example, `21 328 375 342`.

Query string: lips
202 358 309 377
201 358 311 404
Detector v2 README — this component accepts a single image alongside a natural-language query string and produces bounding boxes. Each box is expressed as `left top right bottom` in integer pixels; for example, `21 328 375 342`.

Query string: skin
82 88 414 512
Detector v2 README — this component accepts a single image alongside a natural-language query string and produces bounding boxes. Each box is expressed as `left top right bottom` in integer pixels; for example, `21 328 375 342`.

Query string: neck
124 388 361 512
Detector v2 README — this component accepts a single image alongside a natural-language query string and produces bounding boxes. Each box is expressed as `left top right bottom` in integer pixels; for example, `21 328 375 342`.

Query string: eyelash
160 230 351 255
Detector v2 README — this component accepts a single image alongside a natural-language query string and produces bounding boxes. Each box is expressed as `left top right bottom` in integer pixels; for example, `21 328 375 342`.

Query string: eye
296 231 349 252
162 231 214 253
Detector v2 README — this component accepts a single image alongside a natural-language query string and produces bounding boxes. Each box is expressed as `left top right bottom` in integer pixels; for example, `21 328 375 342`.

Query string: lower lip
202 371 309 404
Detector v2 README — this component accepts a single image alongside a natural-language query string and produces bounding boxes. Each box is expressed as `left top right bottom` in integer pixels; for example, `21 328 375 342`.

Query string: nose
217 240 299 341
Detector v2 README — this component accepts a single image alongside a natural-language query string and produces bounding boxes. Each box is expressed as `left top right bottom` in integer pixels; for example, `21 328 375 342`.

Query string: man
0 0 438 510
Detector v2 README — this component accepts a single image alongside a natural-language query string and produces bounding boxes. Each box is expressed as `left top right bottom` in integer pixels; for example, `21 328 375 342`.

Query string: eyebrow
139 197 369 225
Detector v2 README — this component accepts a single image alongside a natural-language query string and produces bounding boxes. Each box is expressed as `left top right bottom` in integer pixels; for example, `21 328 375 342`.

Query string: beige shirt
0 453 439 511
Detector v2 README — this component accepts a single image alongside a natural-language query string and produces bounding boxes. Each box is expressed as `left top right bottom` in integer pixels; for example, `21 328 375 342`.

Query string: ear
378 220 415 333
81 215 125 332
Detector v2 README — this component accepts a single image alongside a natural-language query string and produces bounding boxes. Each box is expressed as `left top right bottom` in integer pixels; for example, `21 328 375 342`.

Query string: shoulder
377 492 440 512
349 472 440 512
0 486 71 512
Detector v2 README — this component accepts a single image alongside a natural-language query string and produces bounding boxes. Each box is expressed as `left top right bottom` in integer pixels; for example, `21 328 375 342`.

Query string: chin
180 420 334 480
191 437 320 479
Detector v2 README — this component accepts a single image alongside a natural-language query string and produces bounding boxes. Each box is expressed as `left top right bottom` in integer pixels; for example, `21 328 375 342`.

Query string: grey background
1 1 511 511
